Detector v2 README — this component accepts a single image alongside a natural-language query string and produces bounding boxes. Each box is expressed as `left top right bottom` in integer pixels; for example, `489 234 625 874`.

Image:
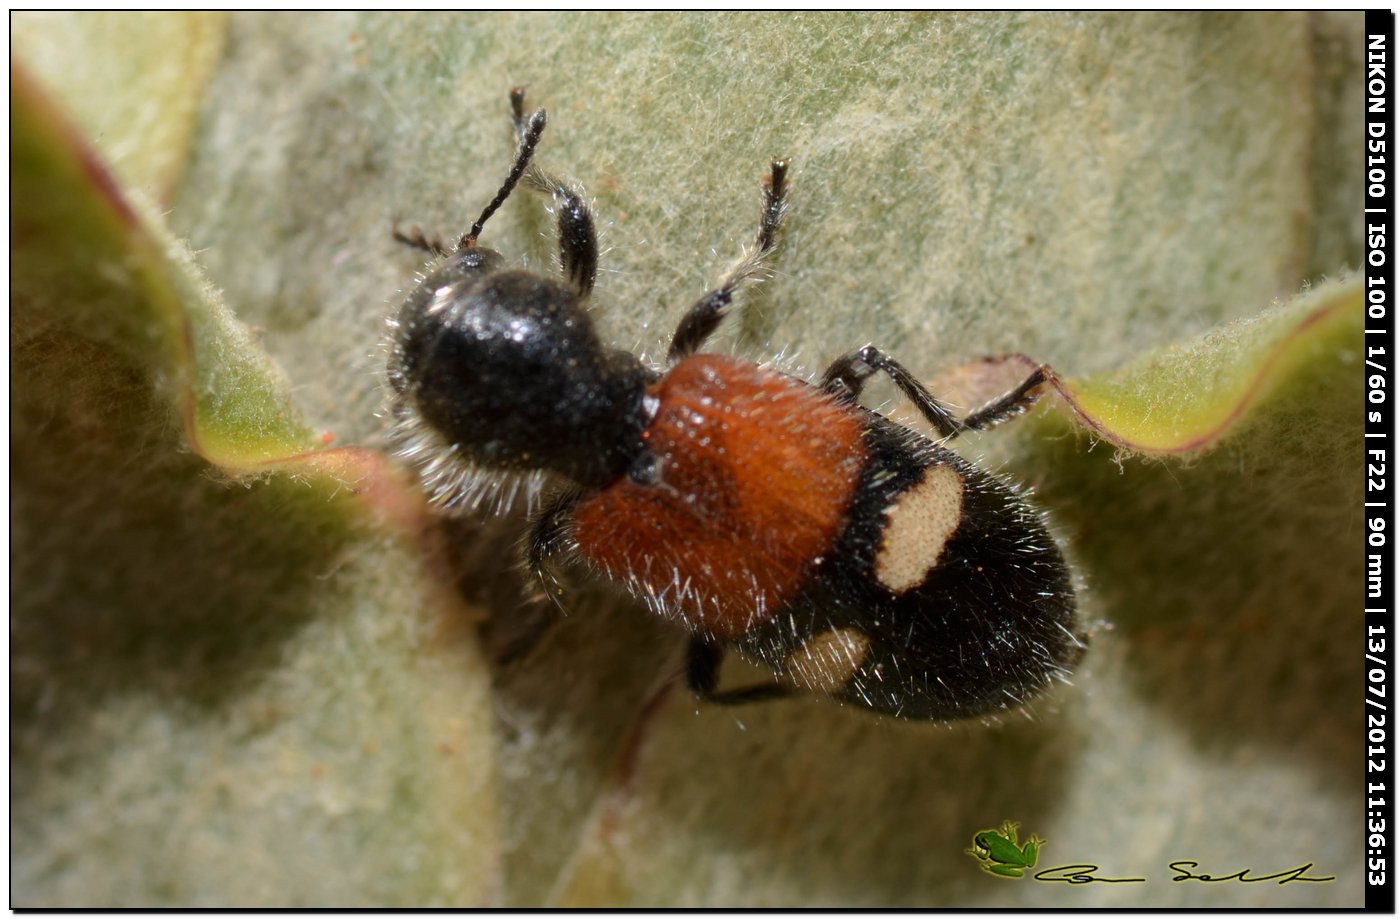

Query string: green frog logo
967 821 1043 878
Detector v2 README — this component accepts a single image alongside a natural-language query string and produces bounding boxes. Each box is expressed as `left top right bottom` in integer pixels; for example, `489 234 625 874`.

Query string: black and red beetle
387 91 1084 720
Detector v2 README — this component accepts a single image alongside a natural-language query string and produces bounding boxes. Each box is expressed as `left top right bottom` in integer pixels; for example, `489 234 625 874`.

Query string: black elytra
387 89 1086 721
732 417 1080 720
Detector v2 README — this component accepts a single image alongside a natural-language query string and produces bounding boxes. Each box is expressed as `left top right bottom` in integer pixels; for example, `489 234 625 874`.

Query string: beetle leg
526 488 582 593
958 364 1051 431
667 159 789 361
821 345 1051 439
510 86 598 299
484 489 586 665
686 638 794 706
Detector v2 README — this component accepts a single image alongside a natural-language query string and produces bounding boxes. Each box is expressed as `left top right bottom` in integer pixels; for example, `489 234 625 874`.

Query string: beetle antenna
461 107 548 249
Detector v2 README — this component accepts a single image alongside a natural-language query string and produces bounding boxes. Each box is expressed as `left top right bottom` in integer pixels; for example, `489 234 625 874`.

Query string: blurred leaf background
11 12 1365 907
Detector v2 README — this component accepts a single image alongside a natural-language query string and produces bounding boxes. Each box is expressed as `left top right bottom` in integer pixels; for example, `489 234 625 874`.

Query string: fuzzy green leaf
11 58 500 907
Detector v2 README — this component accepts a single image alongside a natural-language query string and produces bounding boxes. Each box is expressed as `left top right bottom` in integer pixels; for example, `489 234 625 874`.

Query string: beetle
386 90 1085 720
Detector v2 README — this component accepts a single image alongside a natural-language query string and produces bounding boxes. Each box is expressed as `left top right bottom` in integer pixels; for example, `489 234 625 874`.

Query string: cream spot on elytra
874 464 963 594
783 627 871 694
